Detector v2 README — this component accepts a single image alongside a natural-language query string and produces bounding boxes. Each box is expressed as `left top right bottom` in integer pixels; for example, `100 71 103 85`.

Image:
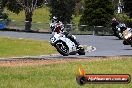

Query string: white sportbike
50 32 85 56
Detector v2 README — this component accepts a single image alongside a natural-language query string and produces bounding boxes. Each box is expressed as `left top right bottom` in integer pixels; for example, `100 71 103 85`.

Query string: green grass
0 37 57 57
6 7 81 30
0 57 131 88
6 7 80 24
5 7 51 30
6 7 50 23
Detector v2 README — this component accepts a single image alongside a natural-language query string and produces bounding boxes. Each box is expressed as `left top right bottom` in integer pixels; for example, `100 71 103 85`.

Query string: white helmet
53 16 57 20
52 16 58 23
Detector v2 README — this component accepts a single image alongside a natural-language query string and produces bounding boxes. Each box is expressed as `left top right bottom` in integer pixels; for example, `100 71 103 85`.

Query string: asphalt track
0 31 131 59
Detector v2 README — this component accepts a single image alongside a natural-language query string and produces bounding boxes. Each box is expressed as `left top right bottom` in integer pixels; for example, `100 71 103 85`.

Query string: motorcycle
50 23 85 56
122 28 132 47
114 23 126 39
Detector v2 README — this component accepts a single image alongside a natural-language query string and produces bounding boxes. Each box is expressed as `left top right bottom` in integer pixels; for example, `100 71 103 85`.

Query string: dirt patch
0 59 68 67
0 56 128 67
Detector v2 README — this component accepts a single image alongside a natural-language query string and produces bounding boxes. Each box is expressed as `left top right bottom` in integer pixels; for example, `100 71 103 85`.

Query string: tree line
0 0 132 31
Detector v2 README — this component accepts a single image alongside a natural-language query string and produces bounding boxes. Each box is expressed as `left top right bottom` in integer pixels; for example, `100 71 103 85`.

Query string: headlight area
124 33 132 39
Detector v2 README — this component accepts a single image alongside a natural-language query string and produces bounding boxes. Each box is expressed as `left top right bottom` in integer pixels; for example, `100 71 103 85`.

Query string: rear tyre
55 41 69 56
78 48 85 55
69 51 77 55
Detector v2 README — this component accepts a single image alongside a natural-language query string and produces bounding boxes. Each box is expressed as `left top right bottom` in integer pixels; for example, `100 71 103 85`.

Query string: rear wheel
55 41 69 56
78 47 85 55
69 51 77 55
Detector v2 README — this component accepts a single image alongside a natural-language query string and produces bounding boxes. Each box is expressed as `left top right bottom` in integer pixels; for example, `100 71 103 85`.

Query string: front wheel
55 41 69 56
123 40 129 45
116 31 123 39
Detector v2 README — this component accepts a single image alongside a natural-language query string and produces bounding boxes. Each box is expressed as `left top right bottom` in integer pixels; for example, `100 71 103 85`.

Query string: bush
115 14 132 28
125 19 132 28
0 13 8 20
80 0 114 27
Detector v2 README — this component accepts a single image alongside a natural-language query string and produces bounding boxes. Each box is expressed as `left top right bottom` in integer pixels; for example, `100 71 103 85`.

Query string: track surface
0 31 131 59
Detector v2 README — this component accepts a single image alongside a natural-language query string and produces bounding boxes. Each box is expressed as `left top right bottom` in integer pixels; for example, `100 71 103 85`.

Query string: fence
6 21 113 35
65 24 113 35
6 21 50 31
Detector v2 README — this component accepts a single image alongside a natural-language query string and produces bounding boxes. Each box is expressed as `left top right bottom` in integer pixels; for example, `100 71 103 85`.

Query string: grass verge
6 7 50 23
0 37 57 58
0 57 131 88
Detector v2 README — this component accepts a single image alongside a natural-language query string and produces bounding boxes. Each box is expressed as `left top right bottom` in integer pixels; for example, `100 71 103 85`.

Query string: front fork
124 38 132 46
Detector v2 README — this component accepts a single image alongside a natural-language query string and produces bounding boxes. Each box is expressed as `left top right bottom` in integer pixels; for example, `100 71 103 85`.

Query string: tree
0 0 4 19
0 0 8 20
123 0 132 18
5 0 45 31
0 0 3 13
74 0 85 16
80 0 114 27
49 0 79 24
112 0 120 10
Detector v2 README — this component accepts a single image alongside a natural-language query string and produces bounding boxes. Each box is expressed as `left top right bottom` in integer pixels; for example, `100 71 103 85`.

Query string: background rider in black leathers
111 18 119 35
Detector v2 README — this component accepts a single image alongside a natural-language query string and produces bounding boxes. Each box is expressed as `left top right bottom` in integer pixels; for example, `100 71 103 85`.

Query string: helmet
119 23 127 31
112 18 117 21
53 16 58 21
53 16 57 19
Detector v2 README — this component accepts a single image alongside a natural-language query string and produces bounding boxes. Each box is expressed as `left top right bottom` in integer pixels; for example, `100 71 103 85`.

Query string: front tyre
55 41 69 56
116 31 123 39
123 40 129 45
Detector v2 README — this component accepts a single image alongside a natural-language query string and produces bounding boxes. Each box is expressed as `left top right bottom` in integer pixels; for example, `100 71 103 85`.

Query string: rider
50 16 81 48
111 18 119 35
50 16 64 32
